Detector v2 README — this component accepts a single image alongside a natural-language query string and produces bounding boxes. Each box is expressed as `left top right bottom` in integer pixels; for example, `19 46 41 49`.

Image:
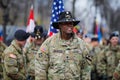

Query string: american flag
48 0 64 36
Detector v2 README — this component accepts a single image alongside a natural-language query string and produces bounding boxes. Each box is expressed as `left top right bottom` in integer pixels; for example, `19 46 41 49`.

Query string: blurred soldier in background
89 35 101 80
3 29 29 80
76 29 84 39
97 31 120 80
83 34 91 43
24 26 47 80
35 11 92 80
0 41 7 80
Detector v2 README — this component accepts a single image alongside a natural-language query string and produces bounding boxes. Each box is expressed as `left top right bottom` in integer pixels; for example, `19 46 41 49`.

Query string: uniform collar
11 40 22 52
56 32 78 46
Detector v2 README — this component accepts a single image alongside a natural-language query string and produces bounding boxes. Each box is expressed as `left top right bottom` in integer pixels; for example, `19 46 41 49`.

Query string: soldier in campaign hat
24 25 47 80
25 25 47 48
35 11 92 80
32 26 47 46
3 29 29 80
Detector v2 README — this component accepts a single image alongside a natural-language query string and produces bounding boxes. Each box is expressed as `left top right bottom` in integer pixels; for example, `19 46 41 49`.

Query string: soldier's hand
113 72 120 80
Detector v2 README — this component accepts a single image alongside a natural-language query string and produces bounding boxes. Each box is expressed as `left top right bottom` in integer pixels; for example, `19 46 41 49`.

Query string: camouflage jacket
35 33 92 80
0 41 7 53
3 40 26 80
0 42 7 77
89 46 101 69
89 46 101 80
26 43 40 79
0 41 7 63
97 44 120 79
113 63 120 80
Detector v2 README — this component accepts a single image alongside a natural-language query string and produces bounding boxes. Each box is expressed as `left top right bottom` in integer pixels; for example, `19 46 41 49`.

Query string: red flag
26 5 35 33
93 18 98 35
93 17 102 43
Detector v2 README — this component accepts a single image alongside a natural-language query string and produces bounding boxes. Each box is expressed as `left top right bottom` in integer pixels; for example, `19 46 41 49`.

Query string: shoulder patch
40 47 46 53
9 53 17 59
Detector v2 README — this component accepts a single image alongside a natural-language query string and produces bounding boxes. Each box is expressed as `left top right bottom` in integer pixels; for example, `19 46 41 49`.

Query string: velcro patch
53 50 63 53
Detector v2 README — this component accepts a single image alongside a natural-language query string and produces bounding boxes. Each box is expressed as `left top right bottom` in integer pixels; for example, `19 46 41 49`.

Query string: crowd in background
0 13 120 80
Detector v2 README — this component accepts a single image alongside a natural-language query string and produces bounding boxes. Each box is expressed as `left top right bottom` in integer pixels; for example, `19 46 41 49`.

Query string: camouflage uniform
0 42 7 79
24 25 45 80
112 63 120 80
89 46 101 80
3 40 27 80
25 42 40 80
35 33 92 80
97 44 120 80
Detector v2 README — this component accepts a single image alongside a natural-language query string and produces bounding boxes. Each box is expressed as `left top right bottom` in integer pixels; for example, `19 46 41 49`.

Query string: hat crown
52 11 80 29
59 11 74 21
34 26 43 34
33 26 44 39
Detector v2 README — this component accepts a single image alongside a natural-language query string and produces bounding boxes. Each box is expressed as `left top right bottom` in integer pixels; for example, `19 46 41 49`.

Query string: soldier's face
77 33 83 39
35 38 44 46
110 36 119 46
59 22 74 34
17 40 26 48
93 41 99 47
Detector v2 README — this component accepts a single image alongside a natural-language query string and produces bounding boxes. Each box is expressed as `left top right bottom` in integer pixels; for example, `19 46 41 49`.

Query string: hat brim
52 20 80 29
30 33 42 39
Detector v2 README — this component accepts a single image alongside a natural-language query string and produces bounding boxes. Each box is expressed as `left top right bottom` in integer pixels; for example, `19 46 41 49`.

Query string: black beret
91 37 99 42
14 30 30 41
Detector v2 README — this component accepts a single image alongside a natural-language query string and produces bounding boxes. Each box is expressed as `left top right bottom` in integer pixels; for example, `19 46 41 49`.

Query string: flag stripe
93 18 102 43
26 5 35 33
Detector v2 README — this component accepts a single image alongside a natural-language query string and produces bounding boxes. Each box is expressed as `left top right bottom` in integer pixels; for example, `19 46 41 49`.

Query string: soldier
0 41 7 79
97 31 120 80
76 29 84 39
35 11 92 80
25 26 47 80
3 29 29 80
83 34 91 44
89 36 101 80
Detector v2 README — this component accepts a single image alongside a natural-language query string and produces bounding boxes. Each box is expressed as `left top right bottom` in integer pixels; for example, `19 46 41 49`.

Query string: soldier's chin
66 31 73 34
112 43 118 46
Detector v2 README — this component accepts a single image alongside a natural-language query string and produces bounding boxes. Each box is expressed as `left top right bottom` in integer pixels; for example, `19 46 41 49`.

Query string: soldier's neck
61 33 73 40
